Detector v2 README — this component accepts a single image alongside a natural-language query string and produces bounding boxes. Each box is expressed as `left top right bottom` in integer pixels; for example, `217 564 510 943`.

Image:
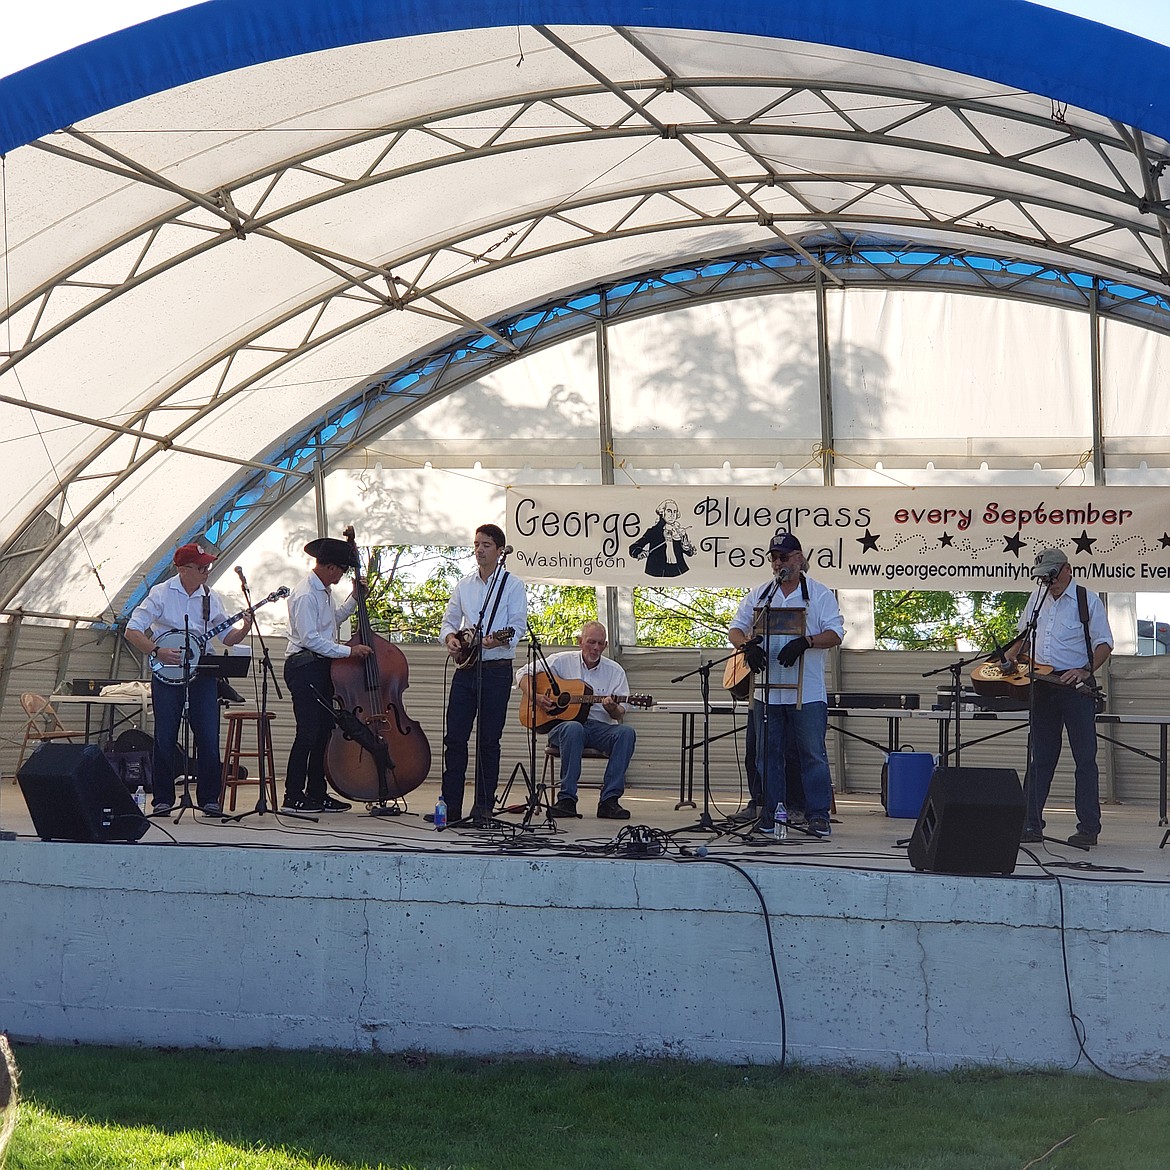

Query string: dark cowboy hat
304 536 359 569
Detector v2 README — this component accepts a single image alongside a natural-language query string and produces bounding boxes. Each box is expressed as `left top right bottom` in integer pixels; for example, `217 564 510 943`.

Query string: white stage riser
2 844 1167 1077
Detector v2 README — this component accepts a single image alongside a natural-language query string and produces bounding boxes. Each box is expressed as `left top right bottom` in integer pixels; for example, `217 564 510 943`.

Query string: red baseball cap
173 543 216 568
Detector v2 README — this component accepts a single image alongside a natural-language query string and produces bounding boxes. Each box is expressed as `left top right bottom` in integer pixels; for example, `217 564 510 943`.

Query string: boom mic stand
497 622 556 829
225 568 291 824
668 648 745 840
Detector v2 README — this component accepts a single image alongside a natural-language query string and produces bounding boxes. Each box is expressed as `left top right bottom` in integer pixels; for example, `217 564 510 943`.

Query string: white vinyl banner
507 486 1170 592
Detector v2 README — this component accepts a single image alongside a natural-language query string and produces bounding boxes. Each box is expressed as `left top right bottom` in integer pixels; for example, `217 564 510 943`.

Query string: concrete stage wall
2 842 1168 1078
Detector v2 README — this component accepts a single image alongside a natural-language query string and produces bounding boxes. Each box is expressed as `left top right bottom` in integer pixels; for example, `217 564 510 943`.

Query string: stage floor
4 773 1168 882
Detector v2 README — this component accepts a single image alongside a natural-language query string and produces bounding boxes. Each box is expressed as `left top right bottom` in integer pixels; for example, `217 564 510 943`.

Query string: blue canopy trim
2 0 1169 156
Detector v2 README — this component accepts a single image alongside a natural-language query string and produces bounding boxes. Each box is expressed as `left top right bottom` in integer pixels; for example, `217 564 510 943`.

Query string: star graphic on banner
857 529 880 553
939 532 954 547
1161 532 1170 549
1073 529 1096 554
1003 531 1026 557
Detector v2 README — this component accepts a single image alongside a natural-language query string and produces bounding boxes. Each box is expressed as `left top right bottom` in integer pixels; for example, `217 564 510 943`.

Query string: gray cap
1032 547 1069 579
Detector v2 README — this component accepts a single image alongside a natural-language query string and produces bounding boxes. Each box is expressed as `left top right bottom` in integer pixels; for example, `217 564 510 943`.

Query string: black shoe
550 796 579 818
1020 829 1044 844
597 797 630 820
807 817 832 838
730 802 760 823
200 801 225 816
151 802 174 816
1067 831 1098 847
281 797 323 813
320 796 352 813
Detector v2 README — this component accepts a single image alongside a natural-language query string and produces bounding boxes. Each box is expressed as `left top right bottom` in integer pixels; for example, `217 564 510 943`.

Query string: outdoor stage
3 775 1169 1079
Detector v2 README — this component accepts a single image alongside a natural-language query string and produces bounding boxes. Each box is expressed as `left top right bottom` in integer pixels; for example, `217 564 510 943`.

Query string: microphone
776 565 793 583
500 544 514 559
234 565 248 587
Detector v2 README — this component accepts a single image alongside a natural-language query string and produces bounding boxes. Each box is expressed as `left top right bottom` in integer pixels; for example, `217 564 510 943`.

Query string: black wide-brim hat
304 536 359 569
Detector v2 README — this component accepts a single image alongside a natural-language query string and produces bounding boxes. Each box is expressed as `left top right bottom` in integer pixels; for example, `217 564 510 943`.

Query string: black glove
741 638 766 673
776 635 811 668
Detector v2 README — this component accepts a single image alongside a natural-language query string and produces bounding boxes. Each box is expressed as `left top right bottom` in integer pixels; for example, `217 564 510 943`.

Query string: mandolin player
433 523 527 824
1011 547 1113 847
516 621 637 820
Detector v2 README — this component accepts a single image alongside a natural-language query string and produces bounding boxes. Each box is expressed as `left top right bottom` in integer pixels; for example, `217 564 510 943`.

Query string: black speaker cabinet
17 742 150 843
907 766 1025 875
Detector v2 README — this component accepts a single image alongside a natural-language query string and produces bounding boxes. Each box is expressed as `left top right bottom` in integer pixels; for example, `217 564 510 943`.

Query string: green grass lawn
6 1043 1170 1169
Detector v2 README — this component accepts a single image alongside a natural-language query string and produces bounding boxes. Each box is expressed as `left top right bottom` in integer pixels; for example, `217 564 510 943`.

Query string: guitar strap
1077 584 1094 672
202 584 211 627
480 569 510 642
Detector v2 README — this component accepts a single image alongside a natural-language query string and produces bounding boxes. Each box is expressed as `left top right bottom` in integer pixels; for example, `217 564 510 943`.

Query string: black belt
285 649 328 671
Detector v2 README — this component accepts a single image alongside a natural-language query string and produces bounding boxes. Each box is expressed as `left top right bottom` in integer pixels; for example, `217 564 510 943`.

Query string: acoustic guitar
519 671 654 732
722 651 752 700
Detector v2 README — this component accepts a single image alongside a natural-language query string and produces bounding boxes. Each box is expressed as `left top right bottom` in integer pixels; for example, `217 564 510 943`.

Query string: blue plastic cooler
886 751 935 818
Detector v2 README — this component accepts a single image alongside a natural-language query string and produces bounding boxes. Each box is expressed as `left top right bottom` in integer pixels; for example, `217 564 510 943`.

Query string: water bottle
434 797 447 830
134 785 147 816
774 801 788 841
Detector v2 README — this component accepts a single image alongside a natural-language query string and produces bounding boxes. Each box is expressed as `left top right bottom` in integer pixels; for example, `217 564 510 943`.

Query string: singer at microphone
726 531 844 839
433 523 527 825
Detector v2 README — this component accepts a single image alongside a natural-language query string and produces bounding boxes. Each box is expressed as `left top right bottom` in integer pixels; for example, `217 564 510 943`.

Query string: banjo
149 587 289 684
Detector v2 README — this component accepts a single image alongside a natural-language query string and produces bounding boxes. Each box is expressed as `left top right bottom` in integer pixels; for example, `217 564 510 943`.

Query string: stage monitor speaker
907 766 1024 876
17 742 150 843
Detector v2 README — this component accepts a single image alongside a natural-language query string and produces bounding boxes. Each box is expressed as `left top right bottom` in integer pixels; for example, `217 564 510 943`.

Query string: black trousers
284 655 334 803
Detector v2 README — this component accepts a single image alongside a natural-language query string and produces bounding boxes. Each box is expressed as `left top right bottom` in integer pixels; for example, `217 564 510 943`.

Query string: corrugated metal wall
1 622 1166 806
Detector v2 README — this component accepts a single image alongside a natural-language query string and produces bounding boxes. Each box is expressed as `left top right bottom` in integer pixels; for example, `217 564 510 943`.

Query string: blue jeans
547 719 636 803
754 701 832 826
442 660 513 816
1024 685 1101 836
150 674 222 807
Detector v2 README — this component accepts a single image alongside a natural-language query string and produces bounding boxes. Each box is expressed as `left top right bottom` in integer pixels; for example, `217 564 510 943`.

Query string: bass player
517 621 636 820
124 543 253 816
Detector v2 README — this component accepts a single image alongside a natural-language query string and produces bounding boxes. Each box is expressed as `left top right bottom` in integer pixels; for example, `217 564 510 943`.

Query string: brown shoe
1067 831 1098 847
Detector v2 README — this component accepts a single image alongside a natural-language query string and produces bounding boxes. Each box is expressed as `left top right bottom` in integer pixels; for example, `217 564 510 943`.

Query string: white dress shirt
285 571 359 658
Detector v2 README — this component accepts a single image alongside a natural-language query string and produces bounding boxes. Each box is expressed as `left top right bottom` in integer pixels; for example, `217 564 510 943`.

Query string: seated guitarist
517 621 636 820
437 524 527 823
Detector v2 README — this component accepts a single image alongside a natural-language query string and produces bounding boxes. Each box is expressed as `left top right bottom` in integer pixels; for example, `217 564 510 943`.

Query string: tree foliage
874 590 1028 651
359 545 1028 650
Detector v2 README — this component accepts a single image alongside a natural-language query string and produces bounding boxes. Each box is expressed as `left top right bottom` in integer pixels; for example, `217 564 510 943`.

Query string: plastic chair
15 693 81 777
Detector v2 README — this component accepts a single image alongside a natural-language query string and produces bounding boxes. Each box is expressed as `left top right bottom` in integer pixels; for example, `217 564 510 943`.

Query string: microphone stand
171 615 199 823
668 647 745 839
225 570 288 824
454 550 511 831
498 622 557 829
750 572 786 837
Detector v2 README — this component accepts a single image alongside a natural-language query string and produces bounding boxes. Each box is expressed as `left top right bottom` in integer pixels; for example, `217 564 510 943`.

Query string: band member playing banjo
124 543 253 816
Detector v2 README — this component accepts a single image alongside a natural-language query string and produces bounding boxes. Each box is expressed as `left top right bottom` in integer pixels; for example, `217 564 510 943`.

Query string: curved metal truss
6 24 1170 614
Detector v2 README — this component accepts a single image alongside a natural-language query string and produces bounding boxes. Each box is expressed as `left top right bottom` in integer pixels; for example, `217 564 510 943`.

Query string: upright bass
325 526 431 805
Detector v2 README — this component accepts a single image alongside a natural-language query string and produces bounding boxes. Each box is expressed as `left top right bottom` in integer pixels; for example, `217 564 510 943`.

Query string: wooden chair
15 693 81 777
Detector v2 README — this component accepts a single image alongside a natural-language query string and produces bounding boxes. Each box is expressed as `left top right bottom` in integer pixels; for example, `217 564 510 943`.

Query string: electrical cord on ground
673 852 787 1071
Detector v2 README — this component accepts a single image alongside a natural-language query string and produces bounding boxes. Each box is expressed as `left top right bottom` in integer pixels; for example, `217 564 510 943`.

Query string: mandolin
519 671 654 732
452 626 515 671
